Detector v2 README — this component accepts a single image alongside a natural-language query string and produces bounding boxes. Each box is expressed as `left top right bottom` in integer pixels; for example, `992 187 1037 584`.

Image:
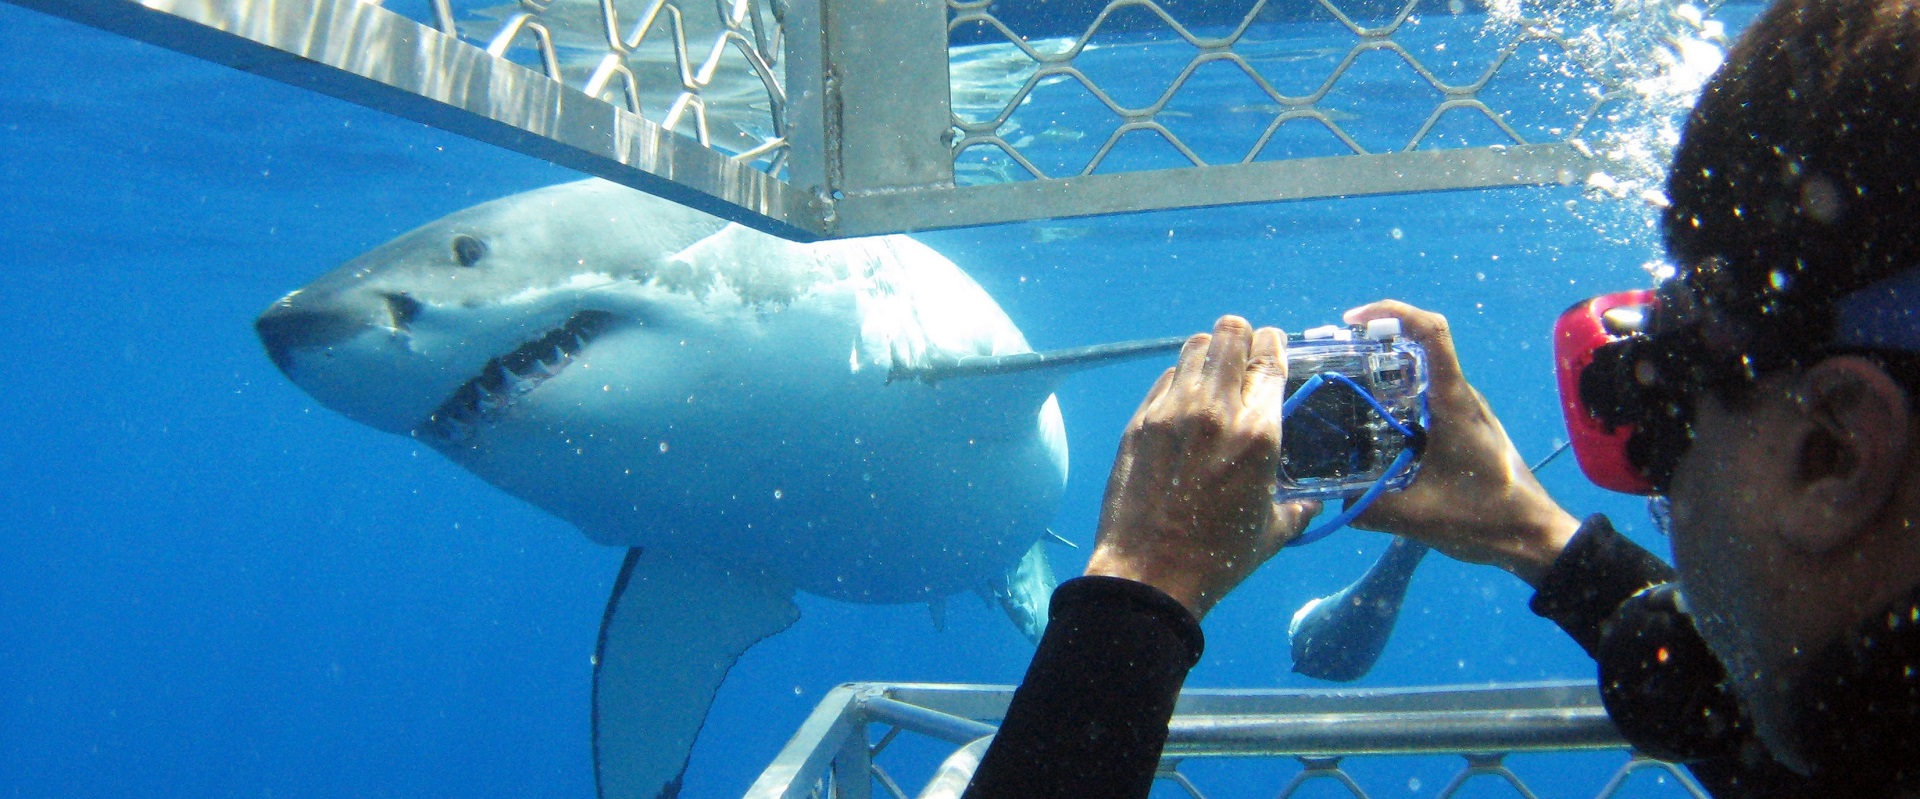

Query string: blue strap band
1286 446 1417 548
1835 266 1920 350
1279 370 1425 548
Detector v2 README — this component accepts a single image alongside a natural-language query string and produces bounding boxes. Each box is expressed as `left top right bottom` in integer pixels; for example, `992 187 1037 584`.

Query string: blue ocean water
0 3 1757 798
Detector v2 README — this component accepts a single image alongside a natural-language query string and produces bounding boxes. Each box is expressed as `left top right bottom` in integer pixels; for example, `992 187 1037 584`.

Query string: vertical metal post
783 0 954 232
829 720 874 799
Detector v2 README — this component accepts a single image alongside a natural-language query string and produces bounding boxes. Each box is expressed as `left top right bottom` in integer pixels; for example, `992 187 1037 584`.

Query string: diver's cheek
1662 408 1750 618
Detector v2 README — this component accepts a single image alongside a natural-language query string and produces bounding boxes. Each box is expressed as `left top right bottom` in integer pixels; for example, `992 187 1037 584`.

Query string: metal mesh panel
1157 753 1708 799
5 0 1743 237
942 0 1730 186
743 682 1717 799
385 0 791 170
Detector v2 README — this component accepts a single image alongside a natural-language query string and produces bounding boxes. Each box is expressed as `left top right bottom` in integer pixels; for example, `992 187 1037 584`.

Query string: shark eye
451 235 487 268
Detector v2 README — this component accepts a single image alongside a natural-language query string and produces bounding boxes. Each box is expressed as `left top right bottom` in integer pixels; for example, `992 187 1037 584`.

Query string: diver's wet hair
1663 0 1920 403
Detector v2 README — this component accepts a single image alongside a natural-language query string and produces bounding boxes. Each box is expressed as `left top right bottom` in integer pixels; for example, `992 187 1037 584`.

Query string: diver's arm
968 317 1318 798
1528 516 1814 798
962 577 1201 799
1083 316 1320 617
1526 515 1675 654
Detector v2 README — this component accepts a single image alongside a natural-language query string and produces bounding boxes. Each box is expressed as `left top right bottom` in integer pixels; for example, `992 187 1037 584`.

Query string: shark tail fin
977 539 1058 645
1287 537 1430 682
593 549 799 799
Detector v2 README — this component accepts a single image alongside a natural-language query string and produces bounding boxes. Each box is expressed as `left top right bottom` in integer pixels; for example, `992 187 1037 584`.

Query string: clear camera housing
1278 326 1429 500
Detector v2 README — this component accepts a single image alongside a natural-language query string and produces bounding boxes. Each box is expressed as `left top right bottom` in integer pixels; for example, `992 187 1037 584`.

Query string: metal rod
896 335 1188 383
859 696 999 746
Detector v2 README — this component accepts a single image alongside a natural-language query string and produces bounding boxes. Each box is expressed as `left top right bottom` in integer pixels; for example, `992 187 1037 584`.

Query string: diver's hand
1086 316 1322 618
1342 301 1580 587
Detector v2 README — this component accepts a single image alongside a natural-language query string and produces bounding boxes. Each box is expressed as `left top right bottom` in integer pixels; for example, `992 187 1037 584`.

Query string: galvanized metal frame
0 0 1728 240
5 0 826 239
829 143 1588 236
745 681 1712 799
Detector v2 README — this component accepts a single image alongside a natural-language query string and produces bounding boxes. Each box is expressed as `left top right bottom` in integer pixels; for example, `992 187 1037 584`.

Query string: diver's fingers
1344 300 1466 389
1169 331 1213 401
1201 316 1256 406
1130 367 1178 430
1272 499 1324 547
1242 326 1289 418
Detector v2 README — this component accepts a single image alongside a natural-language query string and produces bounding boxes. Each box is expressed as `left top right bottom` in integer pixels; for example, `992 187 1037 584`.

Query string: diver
962 0 1920 796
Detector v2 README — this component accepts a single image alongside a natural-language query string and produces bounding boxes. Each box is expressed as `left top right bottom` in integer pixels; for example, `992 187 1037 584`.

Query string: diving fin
593 548 799 799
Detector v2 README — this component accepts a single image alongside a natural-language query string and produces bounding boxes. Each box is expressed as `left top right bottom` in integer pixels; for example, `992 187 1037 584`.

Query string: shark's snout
255 304 360 372
256 293 419 373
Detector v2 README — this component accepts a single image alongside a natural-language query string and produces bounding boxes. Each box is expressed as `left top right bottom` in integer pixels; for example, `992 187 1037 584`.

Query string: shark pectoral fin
593 549 799 799
1287 536 1431 682
978 539 1057 645
928 596 947 633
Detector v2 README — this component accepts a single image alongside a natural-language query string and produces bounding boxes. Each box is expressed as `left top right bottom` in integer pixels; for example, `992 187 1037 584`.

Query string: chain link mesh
848 732 1717 799
334 0 1736 207
945 0 1734 187
751 684 1736 799
363 0 791 171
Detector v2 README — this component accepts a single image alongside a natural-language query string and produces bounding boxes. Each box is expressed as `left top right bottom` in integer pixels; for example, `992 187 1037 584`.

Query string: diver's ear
1779 356 1909 554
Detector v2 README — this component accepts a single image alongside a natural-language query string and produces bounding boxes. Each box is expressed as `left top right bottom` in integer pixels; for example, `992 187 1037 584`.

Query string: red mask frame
1554 290 1659 495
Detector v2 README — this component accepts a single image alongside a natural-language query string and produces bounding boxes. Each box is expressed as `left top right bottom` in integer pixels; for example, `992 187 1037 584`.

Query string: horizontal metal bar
877 680 1608 719
878 684 1018 723
865 681 1624 758
1162 705 1622 757
827 144 1595 236
4 0 828 240
860 697 1000 746
1169 680 1608 716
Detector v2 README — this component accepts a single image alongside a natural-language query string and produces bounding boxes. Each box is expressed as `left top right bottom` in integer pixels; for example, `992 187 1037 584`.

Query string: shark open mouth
417 310 615 443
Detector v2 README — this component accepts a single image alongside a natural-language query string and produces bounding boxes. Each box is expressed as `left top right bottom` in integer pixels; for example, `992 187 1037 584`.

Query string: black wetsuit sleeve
962 575 1204 799
1529 516 1816 798
1527 514 1676 657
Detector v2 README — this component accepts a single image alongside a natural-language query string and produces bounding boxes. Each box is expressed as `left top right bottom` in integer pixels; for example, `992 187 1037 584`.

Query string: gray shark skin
1286 444 1568 683
255 179 1074 798
1287 536 1430 682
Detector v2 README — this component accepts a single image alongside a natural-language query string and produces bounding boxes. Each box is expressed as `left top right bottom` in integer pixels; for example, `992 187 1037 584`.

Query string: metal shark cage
747 681 1710 799
4 0 1729 240
3 0 1732 792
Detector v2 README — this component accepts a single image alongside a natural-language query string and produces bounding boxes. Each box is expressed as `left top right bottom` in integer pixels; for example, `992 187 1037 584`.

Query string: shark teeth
417 310 615 443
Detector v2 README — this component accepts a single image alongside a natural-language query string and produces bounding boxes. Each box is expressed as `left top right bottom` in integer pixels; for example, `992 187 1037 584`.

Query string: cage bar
745 681 1712 799
0 0 1736 240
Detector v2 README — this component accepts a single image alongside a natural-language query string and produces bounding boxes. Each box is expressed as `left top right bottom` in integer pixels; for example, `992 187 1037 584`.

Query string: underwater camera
1278 319 1429 503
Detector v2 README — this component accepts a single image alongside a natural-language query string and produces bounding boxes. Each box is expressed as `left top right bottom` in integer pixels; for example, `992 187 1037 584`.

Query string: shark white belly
255 178 1073 797
411 232 1069 602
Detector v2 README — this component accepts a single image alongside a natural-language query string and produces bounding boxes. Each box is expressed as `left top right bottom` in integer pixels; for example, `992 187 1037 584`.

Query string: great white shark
254 178 1184 798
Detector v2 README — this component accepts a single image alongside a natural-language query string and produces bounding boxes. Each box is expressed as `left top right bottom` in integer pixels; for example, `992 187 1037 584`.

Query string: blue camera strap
1281 371 1427 548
